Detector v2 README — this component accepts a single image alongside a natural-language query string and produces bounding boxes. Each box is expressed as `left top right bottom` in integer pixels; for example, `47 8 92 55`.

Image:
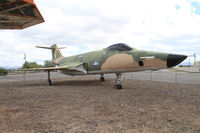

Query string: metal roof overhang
0 0 44 29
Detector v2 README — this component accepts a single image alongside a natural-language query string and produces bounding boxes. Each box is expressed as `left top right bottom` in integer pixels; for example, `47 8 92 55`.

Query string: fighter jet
29 43 187 89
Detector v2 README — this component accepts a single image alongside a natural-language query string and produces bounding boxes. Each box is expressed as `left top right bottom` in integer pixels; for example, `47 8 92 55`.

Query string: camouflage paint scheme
47 44 169 75
32 43 186 88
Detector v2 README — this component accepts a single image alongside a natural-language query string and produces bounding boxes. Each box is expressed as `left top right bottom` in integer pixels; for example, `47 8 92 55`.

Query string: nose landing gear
114 73 122 89
100 74 105 82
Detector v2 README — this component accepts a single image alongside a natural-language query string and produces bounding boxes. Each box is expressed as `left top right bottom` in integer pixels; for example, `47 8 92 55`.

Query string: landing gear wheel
100 74 105 82
48 79 52 86
114 73 123 89
100 77 105 82
114 84 122 89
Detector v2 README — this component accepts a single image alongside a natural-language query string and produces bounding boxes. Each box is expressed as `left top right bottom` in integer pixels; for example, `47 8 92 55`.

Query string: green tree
44 60 55 67
0 67 8 76
22 62 42 69
22 61 29 69
29 62 42 68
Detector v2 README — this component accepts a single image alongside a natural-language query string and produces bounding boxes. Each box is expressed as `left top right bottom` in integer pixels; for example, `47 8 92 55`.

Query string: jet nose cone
167 54 187 68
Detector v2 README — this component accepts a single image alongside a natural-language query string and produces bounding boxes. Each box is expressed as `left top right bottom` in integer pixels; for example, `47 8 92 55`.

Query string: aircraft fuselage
57 48 185 75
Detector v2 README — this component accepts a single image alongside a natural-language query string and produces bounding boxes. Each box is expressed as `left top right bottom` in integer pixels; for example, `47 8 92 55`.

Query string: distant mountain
179 62 193 66
3 66 21 69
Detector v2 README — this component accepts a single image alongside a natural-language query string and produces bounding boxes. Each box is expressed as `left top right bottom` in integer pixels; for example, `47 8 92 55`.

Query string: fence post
132 72 134 80
175 71 177 83
23 71 26 82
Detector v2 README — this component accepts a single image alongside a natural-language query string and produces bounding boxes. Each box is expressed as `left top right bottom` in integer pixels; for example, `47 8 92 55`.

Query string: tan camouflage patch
53 56 64 64
143 58 166 67
101 54 139 70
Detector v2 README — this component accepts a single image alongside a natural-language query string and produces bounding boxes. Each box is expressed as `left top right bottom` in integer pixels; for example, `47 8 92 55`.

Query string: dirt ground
0 76 200 133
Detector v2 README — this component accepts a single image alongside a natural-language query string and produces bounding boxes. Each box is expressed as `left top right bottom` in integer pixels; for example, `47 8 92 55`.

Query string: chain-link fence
119 70 200 84
0 69 200 84
0 71 68 83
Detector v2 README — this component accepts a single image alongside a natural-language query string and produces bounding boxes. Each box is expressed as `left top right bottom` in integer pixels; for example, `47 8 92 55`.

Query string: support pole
194 53 196 72
47 70 52 86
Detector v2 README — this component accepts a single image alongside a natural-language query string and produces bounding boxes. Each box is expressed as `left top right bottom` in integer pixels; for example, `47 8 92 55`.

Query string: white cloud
1 0 200 67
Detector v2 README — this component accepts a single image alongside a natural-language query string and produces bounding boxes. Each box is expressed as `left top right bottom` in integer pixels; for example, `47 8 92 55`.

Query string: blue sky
0 0 200 67
191 1 200 14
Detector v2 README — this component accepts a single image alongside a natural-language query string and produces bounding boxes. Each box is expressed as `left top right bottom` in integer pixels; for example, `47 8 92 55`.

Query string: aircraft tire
100 77 105 82
114 84 122 89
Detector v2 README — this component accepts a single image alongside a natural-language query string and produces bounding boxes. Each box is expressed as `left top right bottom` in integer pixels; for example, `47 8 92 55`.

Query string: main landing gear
114 73 122 89
47 70 52 86
100 74 105 82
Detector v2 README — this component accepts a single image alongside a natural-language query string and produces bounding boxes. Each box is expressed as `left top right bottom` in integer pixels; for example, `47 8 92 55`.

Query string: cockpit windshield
107 43 133 51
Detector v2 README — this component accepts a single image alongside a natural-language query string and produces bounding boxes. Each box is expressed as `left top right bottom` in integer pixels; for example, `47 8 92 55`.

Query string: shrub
0 67 8 76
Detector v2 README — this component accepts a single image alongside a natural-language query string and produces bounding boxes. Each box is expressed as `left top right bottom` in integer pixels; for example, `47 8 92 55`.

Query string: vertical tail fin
50 44 65 59
36 44 65 64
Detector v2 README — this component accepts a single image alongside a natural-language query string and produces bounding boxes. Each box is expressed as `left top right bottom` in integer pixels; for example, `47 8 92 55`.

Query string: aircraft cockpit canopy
107 43 133 51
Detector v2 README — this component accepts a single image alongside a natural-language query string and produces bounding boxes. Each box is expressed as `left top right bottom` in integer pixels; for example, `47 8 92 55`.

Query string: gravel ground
0 76 200 133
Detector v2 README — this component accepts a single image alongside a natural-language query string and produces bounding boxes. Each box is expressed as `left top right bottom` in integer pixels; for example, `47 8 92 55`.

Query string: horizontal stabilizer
36 46 51 49
36 46 66 49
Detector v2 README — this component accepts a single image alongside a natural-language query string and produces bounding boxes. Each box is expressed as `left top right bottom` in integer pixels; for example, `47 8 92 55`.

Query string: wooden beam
0 3 30 14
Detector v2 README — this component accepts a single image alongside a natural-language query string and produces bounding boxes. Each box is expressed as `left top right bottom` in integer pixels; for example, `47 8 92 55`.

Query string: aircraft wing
21 62 87 74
